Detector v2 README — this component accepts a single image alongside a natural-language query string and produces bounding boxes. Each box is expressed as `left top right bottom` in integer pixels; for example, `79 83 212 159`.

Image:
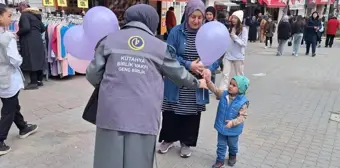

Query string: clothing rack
44 15 85 78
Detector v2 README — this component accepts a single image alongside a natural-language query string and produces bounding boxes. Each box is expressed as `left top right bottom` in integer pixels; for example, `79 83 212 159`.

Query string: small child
205 74 249 168
0 3 38 156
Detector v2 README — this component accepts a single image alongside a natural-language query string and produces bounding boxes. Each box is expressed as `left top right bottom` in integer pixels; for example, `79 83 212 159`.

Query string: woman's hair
230 16 242 36
0 3 8 15
294 15 305 28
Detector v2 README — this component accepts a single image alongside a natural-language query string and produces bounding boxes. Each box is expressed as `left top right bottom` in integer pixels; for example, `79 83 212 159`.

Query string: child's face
228 79 239 95
0 8 11 27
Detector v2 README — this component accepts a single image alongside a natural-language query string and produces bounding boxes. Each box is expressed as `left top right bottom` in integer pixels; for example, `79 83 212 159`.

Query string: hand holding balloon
190 58 204 74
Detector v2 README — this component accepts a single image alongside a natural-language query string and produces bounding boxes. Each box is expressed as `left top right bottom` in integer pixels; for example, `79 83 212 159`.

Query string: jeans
325 34 335 47
292 33 303 55
216 133 239 162
277 39 288 56
306 37 317 54
0 92 27 142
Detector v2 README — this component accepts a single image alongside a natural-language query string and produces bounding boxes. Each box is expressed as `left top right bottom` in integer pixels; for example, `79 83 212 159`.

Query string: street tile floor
0 42 340 168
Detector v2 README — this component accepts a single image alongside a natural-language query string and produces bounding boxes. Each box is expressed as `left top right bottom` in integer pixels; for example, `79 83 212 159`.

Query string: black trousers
0 92 27 142
325 34 335 47
306 40 317 54
265 36 273 46
158 111 201 147
29 70 43 84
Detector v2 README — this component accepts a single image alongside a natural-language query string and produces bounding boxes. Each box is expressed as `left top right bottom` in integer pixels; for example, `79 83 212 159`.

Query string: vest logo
128 36 144 51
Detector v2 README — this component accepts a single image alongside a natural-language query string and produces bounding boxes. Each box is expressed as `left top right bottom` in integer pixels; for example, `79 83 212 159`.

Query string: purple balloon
195 21 231 66
83 6 119 44
63 25 96 60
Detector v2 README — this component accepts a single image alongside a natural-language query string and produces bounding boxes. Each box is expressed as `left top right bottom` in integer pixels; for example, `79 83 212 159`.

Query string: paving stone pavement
1 42 340 168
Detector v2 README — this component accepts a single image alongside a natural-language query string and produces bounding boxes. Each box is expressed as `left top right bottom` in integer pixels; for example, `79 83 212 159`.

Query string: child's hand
202 69 211 82
225 120 233 128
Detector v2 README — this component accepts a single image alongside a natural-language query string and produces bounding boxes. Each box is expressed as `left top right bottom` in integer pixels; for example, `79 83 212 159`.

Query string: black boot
0 141 11 156
227 155 237 167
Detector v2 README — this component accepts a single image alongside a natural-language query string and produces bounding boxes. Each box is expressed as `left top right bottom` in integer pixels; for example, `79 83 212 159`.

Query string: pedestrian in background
219 10 248 90
17 7 46 90
205 6 216 23
276 15 291 56
291 15 305 56
0 3 38 156
304 11 320 57
325 15 339 48
264 17 275 48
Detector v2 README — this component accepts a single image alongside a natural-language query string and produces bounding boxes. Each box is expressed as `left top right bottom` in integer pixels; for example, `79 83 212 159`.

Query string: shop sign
57 0 68 7
78 0 89 8
42 0 55 6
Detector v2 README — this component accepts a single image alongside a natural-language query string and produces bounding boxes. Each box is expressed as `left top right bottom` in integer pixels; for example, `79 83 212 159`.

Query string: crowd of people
247 12 339 57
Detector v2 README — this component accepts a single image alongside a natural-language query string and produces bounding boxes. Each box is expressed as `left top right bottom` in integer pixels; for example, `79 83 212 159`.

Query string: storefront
207 0 240 15
289 0 305 16
306 0 336 17
259 0 287 21
149 0 187 35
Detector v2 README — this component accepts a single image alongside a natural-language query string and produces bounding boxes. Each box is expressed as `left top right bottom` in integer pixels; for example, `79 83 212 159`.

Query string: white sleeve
7 38 22 68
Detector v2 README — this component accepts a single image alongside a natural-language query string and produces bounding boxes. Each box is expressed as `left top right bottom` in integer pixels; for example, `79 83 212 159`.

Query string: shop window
105 0 149 26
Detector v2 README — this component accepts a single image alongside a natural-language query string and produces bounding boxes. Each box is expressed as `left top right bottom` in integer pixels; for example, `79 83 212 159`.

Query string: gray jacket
86 21 200 135
0 32 16 89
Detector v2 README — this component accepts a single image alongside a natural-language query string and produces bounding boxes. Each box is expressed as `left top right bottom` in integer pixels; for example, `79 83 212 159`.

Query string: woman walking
248 16 258 42
219 10 248 90
159 0 219 158
305 12 320 57
291 15 305 56
17 7 46 90
264 17 275 48
276 15 291 56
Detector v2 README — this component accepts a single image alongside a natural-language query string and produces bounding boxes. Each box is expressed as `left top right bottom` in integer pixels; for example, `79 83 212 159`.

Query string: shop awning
309 0 336 4
289 0 305 10
215 1 240 6
260 0 287 8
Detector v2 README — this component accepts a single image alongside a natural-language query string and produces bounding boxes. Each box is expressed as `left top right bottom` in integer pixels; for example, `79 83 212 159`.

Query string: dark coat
277 21 291 40
264 22 276 37
248 20 259 41
304 12 321 43
17 9 46 71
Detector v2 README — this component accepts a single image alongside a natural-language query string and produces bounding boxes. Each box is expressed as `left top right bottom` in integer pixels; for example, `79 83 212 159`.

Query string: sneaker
180 143 192 158
0 142 11 156
305 53 309 56
264 46 267 49
312 53 316 57
19 124 38 139
158 142 173 154
24 84 38 90
227 155 237 167
212 161 225 168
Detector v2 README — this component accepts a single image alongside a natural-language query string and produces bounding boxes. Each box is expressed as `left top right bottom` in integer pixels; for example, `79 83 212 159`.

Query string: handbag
288 40 292 46
82 86 99 125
